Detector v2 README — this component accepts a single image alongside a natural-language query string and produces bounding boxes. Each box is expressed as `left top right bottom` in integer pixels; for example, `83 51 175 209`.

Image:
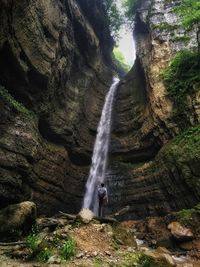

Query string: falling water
83 77 119 214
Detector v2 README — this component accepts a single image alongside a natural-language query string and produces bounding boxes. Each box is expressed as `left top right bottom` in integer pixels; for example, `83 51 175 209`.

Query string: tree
122 0 140 25
174 0 200 54
105 0 124 40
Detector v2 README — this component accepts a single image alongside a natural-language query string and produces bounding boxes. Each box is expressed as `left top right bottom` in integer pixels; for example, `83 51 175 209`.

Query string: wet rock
168 222 194 242
0 201 36 239
77 208 95 224
143 250 176 266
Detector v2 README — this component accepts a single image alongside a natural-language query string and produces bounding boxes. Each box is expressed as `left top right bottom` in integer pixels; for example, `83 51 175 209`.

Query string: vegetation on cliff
0 85 34 117
174 0 200 53
105 0 124 39
112 47 131 72
163 50 200 111
123 0 140 22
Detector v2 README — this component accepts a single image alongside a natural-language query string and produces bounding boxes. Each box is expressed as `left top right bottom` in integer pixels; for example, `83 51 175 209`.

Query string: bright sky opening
116 0 136 66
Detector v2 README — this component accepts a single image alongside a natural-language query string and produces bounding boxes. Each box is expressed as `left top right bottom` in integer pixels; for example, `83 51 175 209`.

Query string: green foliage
36 247 52 262
114 252 170 267
105 0 124 40
172 35 191 42
112 46 131 72
175 204 200 226
93 258 104 267
0 85 34 117
123 0 140 22
163 50 200 111
153 23 179 31
174 0 200 30
111 238 120 250
176 208 195 225
26 226 40 252
159 124 200 162
174 0 200 52
60 238 77 260
25 225 77 262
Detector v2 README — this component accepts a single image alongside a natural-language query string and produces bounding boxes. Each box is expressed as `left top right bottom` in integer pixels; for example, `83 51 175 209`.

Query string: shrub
163 50 200 110
176 208 195 225
36 247 52 262
25 227 40 252
60 237 77 260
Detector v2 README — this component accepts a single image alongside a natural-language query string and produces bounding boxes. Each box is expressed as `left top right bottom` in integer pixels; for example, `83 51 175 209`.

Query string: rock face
106 0 200 218
0 0 113 214
0 0 199 219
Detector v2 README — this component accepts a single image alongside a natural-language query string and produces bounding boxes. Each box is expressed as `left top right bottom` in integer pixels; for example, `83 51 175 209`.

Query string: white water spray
83 77 119 214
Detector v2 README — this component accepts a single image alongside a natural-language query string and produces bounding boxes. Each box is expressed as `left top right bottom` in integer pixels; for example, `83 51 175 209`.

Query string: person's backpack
98 187 106 198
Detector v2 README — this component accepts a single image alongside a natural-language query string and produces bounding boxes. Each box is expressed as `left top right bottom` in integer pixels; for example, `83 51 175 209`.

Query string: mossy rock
112 224 136 247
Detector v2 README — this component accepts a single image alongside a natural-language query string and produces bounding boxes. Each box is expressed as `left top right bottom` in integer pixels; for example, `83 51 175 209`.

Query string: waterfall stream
83 77 119 214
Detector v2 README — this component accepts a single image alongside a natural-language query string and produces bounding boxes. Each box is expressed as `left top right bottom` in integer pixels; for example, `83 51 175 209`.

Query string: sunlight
116 0 136 66
118 27 136 65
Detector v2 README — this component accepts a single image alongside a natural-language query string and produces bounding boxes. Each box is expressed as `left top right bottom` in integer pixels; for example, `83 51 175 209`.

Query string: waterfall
83 77 119 214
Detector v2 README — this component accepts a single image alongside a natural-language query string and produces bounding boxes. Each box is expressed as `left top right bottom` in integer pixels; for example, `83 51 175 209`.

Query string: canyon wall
107 0 200 219
0 0 114 215
0 0 199 219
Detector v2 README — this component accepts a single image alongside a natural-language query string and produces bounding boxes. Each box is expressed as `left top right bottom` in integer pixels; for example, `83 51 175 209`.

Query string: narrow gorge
0 0 200 266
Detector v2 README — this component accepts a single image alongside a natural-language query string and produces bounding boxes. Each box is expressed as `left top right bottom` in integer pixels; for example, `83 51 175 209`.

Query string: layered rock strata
0 0 113 214
108 0 200 219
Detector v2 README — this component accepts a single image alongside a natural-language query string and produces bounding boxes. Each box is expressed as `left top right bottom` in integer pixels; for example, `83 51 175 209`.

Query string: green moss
112 224 136 247
114 252 171 267
176 208 195 224
0 85 34 117
163 50 200 112
159 124 200 161
25 226 77 262
172 35 190 42
175 203 200 226
153 23 179 31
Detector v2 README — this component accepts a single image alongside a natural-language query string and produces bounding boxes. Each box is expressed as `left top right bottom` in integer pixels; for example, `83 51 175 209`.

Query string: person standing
98 183 108 217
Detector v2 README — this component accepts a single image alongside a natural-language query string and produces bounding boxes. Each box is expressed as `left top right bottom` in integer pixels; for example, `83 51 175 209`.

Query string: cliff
0 0 113 214
0 0 199 219
107 0 200 219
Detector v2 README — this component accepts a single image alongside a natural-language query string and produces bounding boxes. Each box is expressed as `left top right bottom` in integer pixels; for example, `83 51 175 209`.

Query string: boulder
0 201 36 239
77 208 95 224
143 250 176 266
168 222 194 242
145 217 173 248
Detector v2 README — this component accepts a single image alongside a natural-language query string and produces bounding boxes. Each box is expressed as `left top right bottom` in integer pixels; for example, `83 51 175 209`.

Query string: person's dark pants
98 197 104 217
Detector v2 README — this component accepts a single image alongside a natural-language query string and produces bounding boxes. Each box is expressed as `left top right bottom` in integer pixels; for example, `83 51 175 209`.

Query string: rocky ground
0 203 200 267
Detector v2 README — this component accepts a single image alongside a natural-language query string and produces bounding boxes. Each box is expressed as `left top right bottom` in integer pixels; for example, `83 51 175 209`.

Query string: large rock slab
0 201 36 239
168 222 194 242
